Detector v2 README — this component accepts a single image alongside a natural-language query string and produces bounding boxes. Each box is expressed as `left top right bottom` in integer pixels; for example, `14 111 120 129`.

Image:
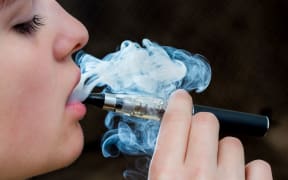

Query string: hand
148 90 273 180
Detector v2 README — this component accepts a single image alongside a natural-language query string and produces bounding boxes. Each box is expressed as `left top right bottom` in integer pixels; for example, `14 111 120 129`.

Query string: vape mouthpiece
84 93 269 136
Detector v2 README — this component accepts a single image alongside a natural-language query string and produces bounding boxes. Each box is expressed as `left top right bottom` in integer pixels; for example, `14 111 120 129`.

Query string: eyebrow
0 0 16 10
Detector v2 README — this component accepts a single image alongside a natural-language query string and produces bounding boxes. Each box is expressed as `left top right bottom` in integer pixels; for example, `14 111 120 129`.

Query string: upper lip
67 66 82 104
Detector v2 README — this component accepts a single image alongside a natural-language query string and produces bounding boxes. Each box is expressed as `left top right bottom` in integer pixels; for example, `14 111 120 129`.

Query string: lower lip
66 102 87 120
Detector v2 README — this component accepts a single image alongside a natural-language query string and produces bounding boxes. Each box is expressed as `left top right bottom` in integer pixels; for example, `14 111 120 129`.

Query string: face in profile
0 0 89 178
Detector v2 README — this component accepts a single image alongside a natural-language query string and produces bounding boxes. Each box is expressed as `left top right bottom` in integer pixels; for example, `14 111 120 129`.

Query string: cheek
0 59 64 166
16 59 64 127
0 52 63 137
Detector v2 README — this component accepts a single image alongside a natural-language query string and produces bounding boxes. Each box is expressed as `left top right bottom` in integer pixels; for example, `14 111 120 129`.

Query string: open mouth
67 61 82 103
65 64 87 120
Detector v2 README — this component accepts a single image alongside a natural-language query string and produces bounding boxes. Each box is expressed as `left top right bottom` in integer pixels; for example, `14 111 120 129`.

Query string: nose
53 5 89 61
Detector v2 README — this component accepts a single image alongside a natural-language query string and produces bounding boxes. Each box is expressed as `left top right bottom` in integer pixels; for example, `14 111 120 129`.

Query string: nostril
72 43 82 54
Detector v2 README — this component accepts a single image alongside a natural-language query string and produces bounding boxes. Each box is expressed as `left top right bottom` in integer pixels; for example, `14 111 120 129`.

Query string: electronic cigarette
84 93 269 136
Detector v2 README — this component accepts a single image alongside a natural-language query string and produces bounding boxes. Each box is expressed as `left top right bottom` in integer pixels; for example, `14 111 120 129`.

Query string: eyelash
13 15 44 35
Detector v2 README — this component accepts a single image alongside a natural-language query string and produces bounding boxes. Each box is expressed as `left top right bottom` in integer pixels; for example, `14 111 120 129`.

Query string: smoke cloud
70 39 211 175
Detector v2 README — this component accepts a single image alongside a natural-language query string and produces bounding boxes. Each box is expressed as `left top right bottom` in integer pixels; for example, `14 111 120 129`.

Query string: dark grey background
34 0 288 179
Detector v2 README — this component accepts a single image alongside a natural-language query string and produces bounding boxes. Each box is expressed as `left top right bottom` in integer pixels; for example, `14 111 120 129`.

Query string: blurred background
34 0 288 179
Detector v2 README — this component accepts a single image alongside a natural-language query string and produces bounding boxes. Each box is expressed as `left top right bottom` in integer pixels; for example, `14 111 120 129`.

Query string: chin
61 123 85 166
41 123 85 176
26 135 84 179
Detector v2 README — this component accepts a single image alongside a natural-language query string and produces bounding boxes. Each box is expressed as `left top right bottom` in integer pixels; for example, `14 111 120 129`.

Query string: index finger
151 89 193 166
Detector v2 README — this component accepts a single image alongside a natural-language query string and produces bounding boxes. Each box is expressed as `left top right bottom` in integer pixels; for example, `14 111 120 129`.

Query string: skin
149 90 273 180
0 1 273 180
0 0 88 179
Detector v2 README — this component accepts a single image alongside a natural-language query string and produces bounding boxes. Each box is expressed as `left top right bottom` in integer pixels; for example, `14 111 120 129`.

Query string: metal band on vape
103 93 117 111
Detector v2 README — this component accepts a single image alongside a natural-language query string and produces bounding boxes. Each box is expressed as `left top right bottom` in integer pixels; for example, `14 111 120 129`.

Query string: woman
0 0 272 179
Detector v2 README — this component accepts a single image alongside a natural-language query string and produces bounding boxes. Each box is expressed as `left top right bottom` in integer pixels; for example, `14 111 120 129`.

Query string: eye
13 15 44 35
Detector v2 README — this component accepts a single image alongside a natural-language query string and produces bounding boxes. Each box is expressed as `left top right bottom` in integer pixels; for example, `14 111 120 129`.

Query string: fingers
185 112 220 176
151 90 193 166
149 89 273 180
246 160 273 180
217 137 245 180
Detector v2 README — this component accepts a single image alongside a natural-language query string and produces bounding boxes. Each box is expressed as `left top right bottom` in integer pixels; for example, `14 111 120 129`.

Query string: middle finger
185 112 219 174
